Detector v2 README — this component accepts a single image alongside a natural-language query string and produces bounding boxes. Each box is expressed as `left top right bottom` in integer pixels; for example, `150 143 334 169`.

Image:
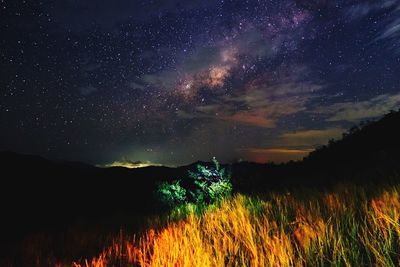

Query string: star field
1 0 400 166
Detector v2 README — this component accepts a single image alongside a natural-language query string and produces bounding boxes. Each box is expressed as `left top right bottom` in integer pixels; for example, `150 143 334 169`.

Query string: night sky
1 0 400 166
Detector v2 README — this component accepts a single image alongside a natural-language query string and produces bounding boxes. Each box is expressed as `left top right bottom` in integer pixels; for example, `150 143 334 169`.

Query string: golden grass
70 184 400 267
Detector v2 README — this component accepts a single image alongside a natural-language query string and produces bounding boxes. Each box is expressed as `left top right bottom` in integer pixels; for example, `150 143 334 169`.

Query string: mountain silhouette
232 110 400 191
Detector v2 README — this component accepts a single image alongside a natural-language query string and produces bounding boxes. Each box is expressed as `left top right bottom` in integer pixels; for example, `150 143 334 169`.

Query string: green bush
188 157 232 204
156 158 232 208
157 180 187 208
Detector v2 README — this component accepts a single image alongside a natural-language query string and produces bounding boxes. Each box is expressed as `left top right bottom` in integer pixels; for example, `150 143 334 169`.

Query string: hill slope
233 110 400 191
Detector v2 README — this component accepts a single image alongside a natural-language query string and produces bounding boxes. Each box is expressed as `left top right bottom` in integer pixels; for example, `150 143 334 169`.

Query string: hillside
233 110 400 191
305 110 400 168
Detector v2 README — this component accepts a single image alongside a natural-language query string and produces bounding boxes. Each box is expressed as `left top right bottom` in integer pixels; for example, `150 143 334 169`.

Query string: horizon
1 149 300 168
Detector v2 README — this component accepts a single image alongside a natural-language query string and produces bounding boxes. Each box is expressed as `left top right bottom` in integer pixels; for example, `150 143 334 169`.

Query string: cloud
176 64 324 128
377 17 400 43
241 127 344 163
129 81 147 90
344 1 397 21
340 1 399 55
220 91 309 127
79 85 97 96
245 66 323 97
243 147 313 163
235 125 345 163
141 70 178 90
177 89 310 128
314 93 400 122
280 128 345 147
347 1 400 53
222 112 276 128
344 3 373 20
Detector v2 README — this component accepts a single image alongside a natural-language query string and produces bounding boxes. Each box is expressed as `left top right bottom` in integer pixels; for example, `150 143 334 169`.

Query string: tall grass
70 183 400 267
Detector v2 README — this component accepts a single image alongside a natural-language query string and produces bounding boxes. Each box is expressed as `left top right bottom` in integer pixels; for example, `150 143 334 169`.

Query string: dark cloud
243 148 312 163
79 85 97 96
314 93 400 122
175 64 324 129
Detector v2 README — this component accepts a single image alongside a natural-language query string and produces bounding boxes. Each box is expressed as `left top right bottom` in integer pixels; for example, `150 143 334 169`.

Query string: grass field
68 182 400 267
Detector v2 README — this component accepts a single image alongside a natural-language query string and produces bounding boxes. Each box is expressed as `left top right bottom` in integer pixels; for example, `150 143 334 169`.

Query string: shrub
157 158 232 208
157 180 187 208
188 157 232 204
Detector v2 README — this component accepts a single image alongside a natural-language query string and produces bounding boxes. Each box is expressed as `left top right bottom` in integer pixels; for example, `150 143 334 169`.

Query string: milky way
1 0 400 165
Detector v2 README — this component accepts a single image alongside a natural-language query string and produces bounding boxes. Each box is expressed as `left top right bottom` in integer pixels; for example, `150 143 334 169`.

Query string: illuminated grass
70 184 400 267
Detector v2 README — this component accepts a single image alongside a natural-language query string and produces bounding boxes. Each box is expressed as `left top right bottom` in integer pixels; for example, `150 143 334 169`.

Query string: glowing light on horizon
100 161 163 169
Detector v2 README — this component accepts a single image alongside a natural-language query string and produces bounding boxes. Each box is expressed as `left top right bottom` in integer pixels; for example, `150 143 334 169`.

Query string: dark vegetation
233 110 400 192
1 110 400 265
157 157 232 207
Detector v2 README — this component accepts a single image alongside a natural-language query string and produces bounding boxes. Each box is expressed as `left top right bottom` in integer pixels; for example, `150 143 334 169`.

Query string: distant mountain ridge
2 109 400 183
4 109 399 173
